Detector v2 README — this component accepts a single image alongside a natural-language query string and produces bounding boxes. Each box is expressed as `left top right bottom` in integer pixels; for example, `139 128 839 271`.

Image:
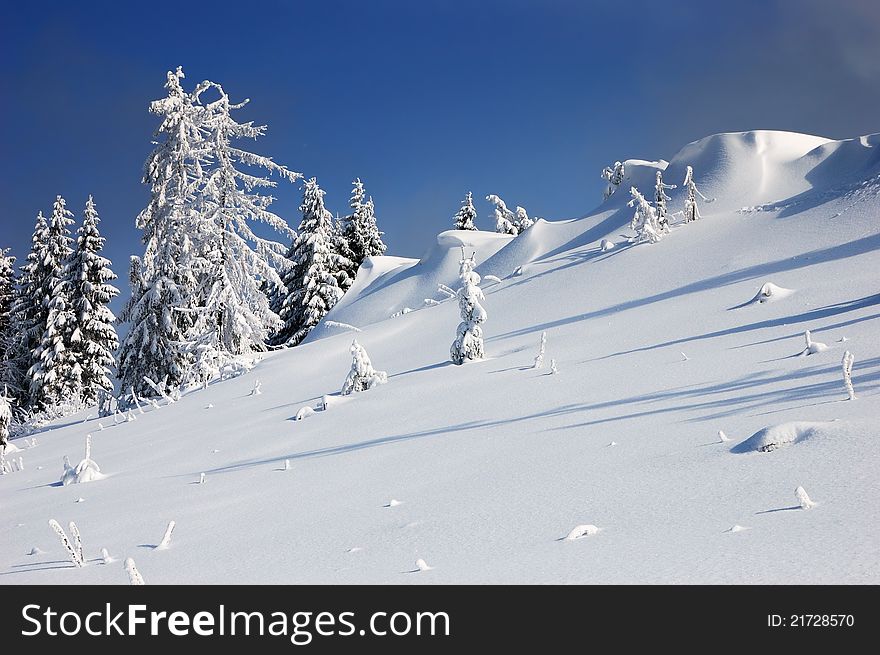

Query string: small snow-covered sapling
842 351 855 400
549 359 558 375
69 521 84 564
48 519 84 568
341 340 388 395
101 548 112 564
125 558 145 585
533 331 547 369
415 558 432 572
198 472 206 485
800 330 828 356
157 521 175 550
795 486 816 510
718 430 732 443
284 459 291 471
250 380 262 396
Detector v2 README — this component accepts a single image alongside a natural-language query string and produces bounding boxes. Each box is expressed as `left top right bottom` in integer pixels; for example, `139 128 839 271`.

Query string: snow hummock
415 558 433 572
740 282 795 307
732 422 828 453
796 486 816 510
564 524 601 540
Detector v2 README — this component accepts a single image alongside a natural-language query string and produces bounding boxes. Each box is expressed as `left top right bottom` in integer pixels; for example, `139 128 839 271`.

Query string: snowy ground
2 129 880 584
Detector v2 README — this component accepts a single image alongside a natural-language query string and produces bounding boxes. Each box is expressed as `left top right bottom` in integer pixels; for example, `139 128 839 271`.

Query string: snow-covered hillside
3 129 880 584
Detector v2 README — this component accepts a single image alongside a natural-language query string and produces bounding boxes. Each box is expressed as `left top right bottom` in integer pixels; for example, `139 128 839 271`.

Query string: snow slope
3 130 880 584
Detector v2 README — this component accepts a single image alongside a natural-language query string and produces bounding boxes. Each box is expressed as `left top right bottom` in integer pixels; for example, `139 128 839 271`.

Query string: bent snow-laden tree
64 196 119 405
340 339 387 395
275 179 345 346
191 79 301 360
450 251 486 364
601 161 626 200
487 194 518 235
117 67 209 398
0 386 12 449
453 191 478 231
29 195 78 409
682 165 710 222
628 187 663 244
514 206 535 232
654 170 676 232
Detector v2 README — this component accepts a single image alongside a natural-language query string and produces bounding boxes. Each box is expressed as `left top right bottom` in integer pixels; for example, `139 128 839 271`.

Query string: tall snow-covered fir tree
117 67 208 398
450 251 487 364
1 213 49 401
602 161 626 200
189 80 301 361
339 178 384 287
274 178 345 346
628 186 663 244
64 196 119 405
683 165 710 222
453 192 478 231
0 249 16 370
514 206 535 232
653 170 676 232
29 195 78 409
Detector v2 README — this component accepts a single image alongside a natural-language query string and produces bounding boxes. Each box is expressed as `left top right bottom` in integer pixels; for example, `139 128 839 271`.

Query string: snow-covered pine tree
29 195 78 410
2 213 50 403
628 187 662 244
453 192 478 231
275 178 344 346
340 339 387 395
602 161 626 200
117 67 209 398
190 80 301 360
514 206 535 232
653 170 676 232
683 165 710 222
450 251 487 364
0 249 16 368
340 178 385 286
64 196 119 405
486 194 518 235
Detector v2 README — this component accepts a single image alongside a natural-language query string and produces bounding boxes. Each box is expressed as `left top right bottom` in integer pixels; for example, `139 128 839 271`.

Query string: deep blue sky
2 0 879 286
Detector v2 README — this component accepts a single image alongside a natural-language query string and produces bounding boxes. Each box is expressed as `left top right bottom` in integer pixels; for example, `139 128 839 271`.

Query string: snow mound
294 406 315 421
724 525 749 533
731 421 829 453
415 558 432 572
740 282 795 307
3 441 22 454
564 524 601 540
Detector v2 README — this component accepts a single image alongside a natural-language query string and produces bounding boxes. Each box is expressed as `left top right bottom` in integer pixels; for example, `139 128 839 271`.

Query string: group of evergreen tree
0 196 118 416
116 68 386 397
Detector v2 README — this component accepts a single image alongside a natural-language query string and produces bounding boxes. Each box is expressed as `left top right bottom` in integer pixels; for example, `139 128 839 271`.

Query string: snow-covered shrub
125 557 145 585
415 558 432 572
0 387 11 450
842 350 855 400
295 406 315 420
744 282 794 306
599 239 615 252
157 521 175 550
450 252 487 364
653 170 676 231
48 519 84 567
795 486 815 510
533 331 547 369
628 187 663 244
799 330 828 356
341 340 388 395
682 165 711 222
601 161 625 200
250 380 262 396
514 206 534 232
62 434 103 485
549 359 558 375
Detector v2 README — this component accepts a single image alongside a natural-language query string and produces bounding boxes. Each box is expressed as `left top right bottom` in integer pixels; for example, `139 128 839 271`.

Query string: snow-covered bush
450 252 486 364
533 331 547 369
564 524 601 540
295 405 315 420
654 170 676 231
0 387 11 450
157 521 175 550
628 187 663 244
842 350 855 400
125 557 145 585
514 206 534 232
800 330 828 356
48 519 84 568
341 340 388 395
601 161 625 200
682 165 711 222
62 434 103 485
795 486 815 510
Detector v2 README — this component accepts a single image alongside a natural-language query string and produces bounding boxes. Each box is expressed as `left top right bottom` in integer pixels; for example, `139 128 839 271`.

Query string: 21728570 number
768 614 855 627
